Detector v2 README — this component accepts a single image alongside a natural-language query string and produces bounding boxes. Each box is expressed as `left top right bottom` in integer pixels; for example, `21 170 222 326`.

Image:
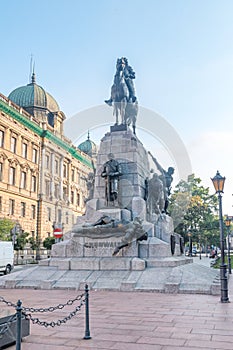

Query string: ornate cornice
0 152 8 161
0 98 93 169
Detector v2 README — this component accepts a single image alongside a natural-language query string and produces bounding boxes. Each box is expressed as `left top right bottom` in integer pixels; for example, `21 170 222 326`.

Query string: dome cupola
8 72 60 121
78 132 97 157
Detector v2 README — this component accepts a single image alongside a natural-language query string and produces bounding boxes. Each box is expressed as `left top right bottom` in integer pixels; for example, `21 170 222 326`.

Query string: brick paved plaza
1 267 233 350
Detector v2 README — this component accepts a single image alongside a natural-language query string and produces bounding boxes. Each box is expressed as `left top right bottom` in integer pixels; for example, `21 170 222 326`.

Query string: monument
0 58 221 295
49 57 184 273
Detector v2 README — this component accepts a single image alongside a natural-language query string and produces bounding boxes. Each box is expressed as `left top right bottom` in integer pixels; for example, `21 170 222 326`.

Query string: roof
8 73 59 112
78 132 97 157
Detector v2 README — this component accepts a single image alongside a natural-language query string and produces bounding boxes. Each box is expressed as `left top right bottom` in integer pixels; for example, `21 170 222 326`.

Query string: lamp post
188 231 192 256
225 217 231 274
211 171 229 303
198 234 202 260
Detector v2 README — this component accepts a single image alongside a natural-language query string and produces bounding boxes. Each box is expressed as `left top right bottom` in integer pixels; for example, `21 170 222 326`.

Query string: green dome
8 73 59 112
78 132 97 157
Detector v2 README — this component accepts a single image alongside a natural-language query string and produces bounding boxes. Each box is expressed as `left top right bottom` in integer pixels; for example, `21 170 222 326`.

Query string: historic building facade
0 73 94 243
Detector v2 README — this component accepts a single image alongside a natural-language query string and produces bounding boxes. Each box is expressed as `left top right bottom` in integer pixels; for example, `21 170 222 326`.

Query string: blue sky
1 0 233 213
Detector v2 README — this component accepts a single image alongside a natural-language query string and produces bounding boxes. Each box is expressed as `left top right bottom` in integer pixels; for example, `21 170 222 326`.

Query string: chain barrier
0 293 86 329
22 293 85 313
0 293 85 313
0 284 91 348
0 296 17 308
23 295 86 328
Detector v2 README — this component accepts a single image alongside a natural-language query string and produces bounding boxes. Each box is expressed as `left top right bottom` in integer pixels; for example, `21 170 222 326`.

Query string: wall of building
0 93 93 243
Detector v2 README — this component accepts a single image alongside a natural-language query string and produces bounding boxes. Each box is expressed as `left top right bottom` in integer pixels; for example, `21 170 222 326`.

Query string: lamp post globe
211 171 229 303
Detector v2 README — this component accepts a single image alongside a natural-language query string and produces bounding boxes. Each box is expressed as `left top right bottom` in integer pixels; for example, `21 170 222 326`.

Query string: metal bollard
16 300 22 350
83 284 91 339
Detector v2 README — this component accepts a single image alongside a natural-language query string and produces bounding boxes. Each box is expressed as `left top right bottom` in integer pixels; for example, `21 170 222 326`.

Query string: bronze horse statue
105 57 138 134
111 66 129 125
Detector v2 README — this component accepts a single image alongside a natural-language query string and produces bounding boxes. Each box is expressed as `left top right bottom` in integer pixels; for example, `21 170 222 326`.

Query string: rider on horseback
105 57 137 106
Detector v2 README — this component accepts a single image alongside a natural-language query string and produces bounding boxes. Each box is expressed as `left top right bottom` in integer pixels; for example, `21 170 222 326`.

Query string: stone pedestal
155 214 174 242
94 127 150 219
49 127 186 276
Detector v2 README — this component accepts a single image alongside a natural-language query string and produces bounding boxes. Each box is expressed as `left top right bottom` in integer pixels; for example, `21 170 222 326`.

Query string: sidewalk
192 254 212 267
1 274 233 350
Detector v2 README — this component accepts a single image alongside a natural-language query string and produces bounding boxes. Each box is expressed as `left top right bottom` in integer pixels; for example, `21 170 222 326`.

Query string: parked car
0 241 14 274
192 247 197 256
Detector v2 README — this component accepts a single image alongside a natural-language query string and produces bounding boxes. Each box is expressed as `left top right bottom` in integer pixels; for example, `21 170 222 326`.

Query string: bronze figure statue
101 153 122 206
112 217 148 256
105 57 138 134
148 151 175 214
147 172 165 216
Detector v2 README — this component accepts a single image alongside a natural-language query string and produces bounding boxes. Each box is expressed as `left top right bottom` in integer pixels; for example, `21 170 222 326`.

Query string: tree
169 175 219 248
28 237 40 251
0 218 15 241
43 237 55 250
14 231 29 251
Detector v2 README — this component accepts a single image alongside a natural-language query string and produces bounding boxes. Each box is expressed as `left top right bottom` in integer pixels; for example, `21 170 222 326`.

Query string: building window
71 169 75 181
63 164 67 178
63 187 67 200
47 207 51 221
11 136 17 153
0 162 3 181
71 191 74 204
20 171 27 189
45 154 50 169
32 148 38 163
0 197 2 212
31 175 36 192
31 205 36 219
9 167 16 185
9 199 15 215
0 130 4 147
66 212 69 224
22 142 28 159
77 173 80 184
21 202 26 217
55 159 59 174
58 209 62 224
45 180 50 196
54 183 59 199
77 192 80 206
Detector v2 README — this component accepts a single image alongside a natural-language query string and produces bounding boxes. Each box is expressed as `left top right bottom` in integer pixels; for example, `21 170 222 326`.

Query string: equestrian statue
105 57 138 134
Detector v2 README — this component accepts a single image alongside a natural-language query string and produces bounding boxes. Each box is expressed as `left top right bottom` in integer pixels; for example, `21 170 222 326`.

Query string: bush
43 237 55 250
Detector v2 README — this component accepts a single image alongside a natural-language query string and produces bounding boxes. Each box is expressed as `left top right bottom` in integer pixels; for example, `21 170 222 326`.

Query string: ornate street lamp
225 217 231 274
211 171 229 303
198 234 202 260
187 231 192 257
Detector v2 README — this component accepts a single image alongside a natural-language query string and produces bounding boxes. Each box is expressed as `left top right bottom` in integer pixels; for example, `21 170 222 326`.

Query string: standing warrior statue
105 57 138 134
148 151 175 214
101 153 122 206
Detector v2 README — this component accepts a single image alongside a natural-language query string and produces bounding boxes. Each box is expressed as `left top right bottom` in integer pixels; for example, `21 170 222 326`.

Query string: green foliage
43 237 55 250
14 231 29 251
0 218 15 241
28 237 40 250
212 255 233 269
169 175 219 247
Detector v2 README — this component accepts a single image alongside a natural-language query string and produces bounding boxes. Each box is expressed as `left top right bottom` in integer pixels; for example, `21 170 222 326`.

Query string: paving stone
4 278 233 350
